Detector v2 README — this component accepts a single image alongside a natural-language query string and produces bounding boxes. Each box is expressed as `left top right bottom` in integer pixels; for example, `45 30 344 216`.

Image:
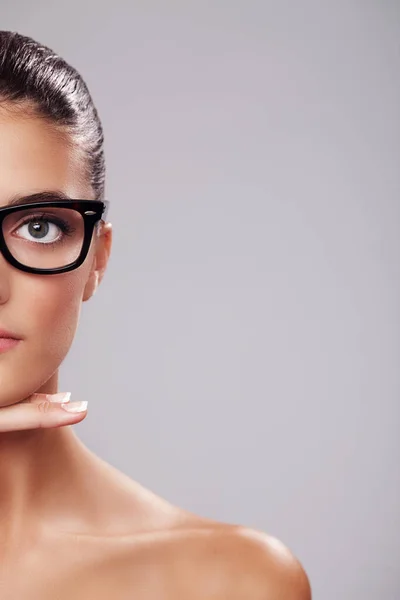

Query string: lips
0 329 23 340
0 337 20 352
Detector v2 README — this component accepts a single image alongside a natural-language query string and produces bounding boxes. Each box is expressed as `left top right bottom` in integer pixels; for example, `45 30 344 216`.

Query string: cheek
0 232 97 404
0 266 91 406
27 274 83 345
15 267 89 376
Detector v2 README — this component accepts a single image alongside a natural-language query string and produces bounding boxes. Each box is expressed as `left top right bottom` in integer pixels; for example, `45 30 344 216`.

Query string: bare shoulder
200 523 312 600
141 514 312 600
71 467 311 599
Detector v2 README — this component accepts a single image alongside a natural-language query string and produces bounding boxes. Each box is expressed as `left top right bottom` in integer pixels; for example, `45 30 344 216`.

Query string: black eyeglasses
0 199 109 275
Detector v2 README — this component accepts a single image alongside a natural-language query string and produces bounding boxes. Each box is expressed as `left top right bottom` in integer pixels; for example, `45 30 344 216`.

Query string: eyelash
16 213 77 242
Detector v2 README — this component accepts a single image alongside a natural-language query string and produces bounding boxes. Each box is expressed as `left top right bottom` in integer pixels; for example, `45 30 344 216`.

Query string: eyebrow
6 191 73 207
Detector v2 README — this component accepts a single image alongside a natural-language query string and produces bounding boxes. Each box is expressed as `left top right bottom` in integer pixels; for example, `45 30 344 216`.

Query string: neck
0 373 95 543
0 377 149 550
0 427 82 530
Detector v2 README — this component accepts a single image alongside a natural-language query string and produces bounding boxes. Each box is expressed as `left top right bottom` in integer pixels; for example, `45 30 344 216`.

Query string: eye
18 218 60 243
13 214 75 244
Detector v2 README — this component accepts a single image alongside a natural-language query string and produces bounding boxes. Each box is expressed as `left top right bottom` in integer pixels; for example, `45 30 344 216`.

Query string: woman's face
0 107 111 407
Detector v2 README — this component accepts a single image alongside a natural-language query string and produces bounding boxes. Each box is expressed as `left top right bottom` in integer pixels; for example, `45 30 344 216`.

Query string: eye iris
29 220 49 239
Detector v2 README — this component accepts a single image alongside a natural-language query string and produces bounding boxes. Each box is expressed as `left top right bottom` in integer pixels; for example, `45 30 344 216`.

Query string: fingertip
49 392 71 404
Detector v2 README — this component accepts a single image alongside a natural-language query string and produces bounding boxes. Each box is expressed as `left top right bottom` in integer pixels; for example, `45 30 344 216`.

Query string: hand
0 392 88 432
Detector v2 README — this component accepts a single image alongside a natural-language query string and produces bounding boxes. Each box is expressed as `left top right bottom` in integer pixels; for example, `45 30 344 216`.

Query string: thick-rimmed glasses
0 199 109 275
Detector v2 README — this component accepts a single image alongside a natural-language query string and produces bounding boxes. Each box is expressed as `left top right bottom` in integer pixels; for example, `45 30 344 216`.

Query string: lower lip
0 338 20 352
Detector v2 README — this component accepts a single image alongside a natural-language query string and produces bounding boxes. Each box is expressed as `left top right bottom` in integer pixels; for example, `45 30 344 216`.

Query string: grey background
2 2 400 598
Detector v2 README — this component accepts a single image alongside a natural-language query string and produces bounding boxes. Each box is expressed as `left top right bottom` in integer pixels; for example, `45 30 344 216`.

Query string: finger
24 392 72 405
0 398 88 432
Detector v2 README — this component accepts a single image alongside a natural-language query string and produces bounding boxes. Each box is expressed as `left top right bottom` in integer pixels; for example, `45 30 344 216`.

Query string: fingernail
48 392 71 404
61 401 88 413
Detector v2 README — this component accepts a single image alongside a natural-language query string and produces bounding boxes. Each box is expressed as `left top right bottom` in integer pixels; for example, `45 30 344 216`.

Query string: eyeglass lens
2 206 86 269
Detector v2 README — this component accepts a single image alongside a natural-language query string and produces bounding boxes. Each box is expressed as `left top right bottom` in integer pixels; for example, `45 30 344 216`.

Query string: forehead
0 109 92 204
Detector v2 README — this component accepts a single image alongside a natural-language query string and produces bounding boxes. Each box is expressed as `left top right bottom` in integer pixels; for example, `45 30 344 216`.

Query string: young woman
0 30 311 599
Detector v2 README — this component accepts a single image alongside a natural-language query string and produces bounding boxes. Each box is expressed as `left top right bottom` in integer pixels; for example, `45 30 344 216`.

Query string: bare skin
0 107 311 599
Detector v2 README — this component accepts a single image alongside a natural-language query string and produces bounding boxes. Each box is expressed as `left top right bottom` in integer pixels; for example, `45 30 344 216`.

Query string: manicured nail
61 401 88 413
48 392 71 403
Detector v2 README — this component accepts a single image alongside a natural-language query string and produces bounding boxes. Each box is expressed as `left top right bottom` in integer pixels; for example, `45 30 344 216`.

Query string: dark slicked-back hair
0 31 105 199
